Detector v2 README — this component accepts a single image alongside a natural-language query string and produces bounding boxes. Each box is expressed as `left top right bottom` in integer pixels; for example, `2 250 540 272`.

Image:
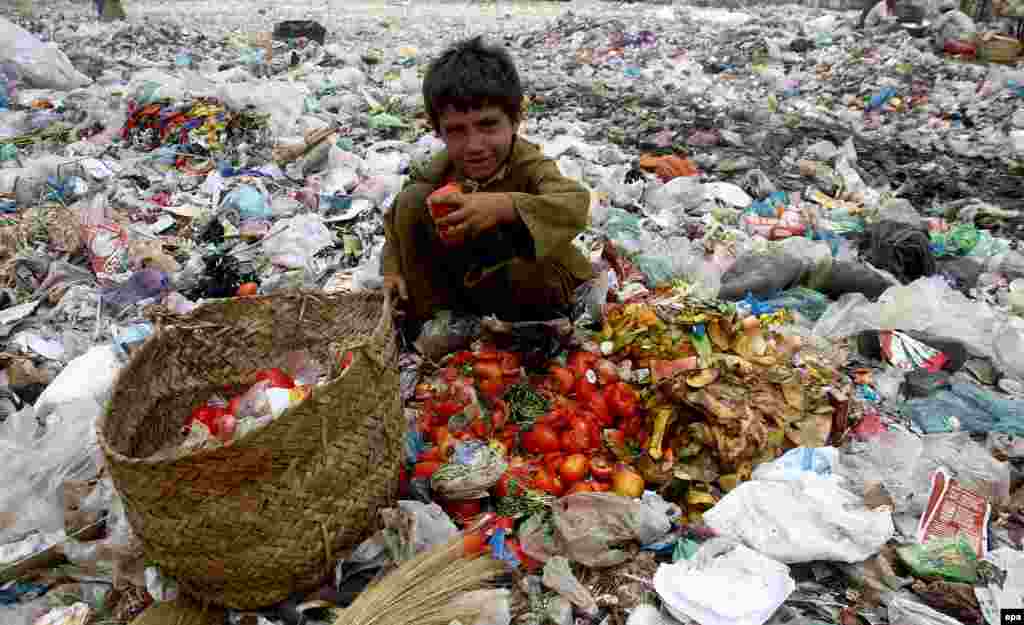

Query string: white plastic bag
976 548 1024 625
0 18 91 90
542 556 599 616
262 213 335 269
33 345 123 422
751 447 839 482
812 276 1010 365
889 596 965 625
451 589 512 625
217 81 307 136
653 539 795 625
703 474 895 564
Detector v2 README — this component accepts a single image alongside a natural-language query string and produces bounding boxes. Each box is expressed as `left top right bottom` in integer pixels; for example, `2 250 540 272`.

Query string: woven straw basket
97 292 402 610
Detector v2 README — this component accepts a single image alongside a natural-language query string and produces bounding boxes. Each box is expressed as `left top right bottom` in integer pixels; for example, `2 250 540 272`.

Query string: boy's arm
505 160 590 260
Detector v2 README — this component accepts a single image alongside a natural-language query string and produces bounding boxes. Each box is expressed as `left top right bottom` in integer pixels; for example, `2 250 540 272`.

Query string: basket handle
368 292 395 360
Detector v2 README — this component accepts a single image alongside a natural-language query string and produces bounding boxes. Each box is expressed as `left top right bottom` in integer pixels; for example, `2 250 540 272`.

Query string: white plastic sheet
653 539 795 625
703 474 895 564
0 17 92 90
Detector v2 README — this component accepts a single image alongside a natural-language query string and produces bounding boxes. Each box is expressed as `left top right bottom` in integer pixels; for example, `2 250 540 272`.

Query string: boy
382 36 593 324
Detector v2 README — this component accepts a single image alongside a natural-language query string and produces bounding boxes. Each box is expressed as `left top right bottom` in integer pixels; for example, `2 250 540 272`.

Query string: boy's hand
383 274 408 302
431 192 517 240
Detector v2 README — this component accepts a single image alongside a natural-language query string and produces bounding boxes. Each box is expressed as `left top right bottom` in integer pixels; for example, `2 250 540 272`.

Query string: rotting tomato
490 399 508 431
253 368 295 389
474 360 504 383
567 481 595 495
433 400 464 420
575 376 599 403
586 392 613 427
560 453 588 484
236 282 258 297
549 366 575 395
536 406 569 430
590 455 614 481
478 379 506 402
444 499 482 523
414 461 442 479
499 352 521 376
463 531 488 556
605 382 639 420
567 351 599 380
521 424 560 455
612 463 645 498
470 419 489 439
595 359 619 386
543 452 565 476
591 480 612 492
449 351 475 368
560 419 591 454
533 469 564 497
417 447 442 463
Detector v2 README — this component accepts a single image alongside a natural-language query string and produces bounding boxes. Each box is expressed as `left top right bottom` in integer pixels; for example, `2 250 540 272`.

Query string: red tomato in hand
254 368 295 389
522 424 561 454
560 453 588 483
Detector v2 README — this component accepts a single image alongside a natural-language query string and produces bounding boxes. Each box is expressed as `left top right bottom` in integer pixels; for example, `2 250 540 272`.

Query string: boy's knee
392 183 434 228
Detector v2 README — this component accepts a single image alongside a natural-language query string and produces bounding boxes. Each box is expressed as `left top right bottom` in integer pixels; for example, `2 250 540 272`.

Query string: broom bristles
333 532 507 625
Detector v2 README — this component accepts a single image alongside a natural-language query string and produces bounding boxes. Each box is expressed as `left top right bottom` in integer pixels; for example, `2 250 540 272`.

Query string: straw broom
333 529 508 625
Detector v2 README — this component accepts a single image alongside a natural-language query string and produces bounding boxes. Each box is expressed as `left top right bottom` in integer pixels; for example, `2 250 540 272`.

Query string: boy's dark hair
422 36 523 132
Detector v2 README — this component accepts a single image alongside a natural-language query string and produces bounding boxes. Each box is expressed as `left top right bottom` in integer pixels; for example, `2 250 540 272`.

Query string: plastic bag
379 500 458 561
0 18 92 89
911 433 1010 511
542 556 599 616
431 441 507 500
221 184 272 220
33 345 124 422
529 492 673 568
262 213 335 269
0 401 104 543
703 474 895 564
896 535 978 584
888 595 966 625
414 312 482 362
903 381 1024 435
217 81 306 136
450 589 512 625
653 539 795 625
812 276 1010 365
976 548 1024 625
751 447 839 482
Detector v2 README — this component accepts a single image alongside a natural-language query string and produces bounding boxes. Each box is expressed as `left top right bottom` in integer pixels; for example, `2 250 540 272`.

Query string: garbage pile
1 0 1024 624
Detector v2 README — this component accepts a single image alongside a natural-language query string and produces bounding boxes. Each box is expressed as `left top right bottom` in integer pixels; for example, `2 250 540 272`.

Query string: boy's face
438 105 518 181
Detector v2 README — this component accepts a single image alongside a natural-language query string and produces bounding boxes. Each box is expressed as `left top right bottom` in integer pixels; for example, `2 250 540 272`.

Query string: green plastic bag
896 536 978 584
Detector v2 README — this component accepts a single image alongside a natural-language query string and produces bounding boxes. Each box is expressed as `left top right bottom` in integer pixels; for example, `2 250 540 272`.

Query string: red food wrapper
916 467 990 558
81 222 129 279
880 331 948 373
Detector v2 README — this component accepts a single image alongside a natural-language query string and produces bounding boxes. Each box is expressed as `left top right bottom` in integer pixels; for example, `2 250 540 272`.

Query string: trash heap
1 0 1024 624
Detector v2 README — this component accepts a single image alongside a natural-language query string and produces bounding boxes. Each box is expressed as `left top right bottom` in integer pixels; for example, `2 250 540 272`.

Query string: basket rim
96 289 393 468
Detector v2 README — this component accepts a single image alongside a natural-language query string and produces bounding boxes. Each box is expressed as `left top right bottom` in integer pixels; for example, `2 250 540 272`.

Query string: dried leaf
781 383 804 410
708 319 731 350
686 368 720 388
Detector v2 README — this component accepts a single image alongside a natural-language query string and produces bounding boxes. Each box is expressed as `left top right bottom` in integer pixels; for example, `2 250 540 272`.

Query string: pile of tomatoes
410 347 651 506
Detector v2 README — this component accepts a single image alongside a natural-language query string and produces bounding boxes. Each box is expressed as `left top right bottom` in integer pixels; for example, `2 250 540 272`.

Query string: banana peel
648 406 676 460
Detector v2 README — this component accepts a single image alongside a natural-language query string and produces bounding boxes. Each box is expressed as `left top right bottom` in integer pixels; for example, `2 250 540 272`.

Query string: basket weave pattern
97 292 401 609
